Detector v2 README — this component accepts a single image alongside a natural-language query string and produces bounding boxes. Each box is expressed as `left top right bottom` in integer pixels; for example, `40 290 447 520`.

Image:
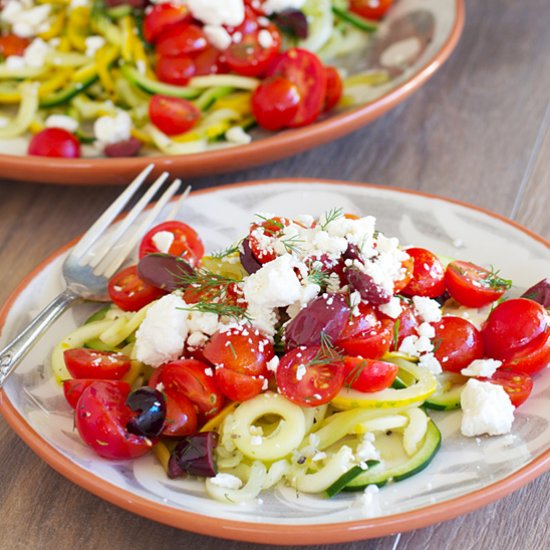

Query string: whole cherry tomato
155 23 208 58
342 357 398 392
323 66 343 112
64 348 131 380
401 247 445 298
28 128 80 158
108 265 165 311
143 3 192 44
148 95 201 136
251 76 301 131
155 55 195 85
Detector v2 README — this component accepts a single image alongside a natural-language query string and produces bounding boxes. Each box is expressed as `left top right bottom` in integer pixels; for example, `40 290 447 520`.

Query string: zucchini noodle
205 461 266 503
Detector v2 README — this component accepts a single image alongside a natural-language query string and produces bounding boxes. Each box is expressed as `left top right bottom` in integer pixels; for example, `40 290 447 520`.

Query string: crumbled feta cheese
203 24 232 50
187 0 245 26
209 473 243 490
258 29 274 49
1 0 51 38
94 111 132 145
417 322 435 339
266 356 279 373
135 294 188 367
355 434 381 462
225 125 252 145
261 0 306 16
45 114 79 133
378 296 402 319
295 362 307 381
359 484 381 518
250 435 263 446
461 358 502 378
413 296 442 323
23 37 50 67
460 379 515 437
85 35 106 58
286 282 320 319
187 331 208 349
418 352 442 374
5 55 25 69
151 230 174 254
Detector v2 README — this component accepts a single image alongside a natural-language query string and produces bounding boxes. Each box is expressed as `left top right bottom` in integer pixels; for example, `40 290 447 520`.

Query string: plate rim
0 177 548 545
0 0 465 185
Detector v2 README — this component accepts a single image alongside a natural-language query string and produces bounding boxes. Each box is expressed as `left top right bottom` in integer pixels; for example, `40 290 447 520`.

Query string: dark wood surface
0 0 549 548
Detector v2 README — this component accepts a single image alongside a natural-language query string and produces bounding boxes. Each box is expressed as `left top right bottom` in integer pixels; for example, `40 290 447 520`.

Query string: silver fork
0 164 190 387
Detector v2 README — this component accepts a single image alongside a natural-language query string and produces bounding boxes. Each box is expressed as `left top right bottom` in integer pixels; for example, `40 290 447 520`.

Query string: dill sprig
344 358 369 389
309 332 344 367
392 318 401 351
280 234 304 254
181 303 250 321
210 242 241 259
307 265 330 287
319 207 343 231
176 267 240 295
485 266 513 290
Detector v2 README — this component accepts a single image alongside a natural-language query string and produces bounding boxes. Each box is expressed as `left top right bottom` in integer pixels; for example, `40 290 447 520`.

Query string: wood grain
0 0 549 548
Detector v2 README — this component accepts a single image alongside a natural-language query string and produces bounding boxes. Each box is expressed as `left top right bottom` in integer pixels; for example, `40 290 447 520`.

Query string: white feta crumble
187 331 208 349
355 433 381 462
209 473 243 490
203 24 232 50
295 362 307 381
187 0 245 27
21 37 50 67
45 114 79 133
135 294 188 367
378 296 402 319
286 282 320 319
266 355 279 373
151 230 174 254
460 379 515 437
461 358 502 378
85 35 106 58
418 352 442 374
417 322 435 339
413 296 442 323
258 29 274 49
359 484 381 518
261 0 306 15
250 435 263 446
225 125 252 145
1 0 51 38
5 55 25 69
94 110 132 146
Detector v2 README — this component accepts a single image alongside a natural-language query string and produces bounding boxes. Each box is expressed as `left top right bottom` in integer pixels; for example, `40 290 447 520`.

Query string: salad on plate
0 0 394 158
51 208 550 503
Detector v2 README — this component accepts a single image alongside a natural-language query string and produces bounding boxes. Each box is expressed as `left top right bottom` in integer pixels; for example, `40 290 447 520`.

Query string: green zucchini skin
424 384 464 411
39 75 98 108
325 460 380 498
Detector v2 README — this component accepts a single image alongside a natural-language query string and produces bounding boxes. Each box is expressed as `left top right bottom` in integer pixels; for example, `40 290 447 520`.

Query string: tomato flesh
28 128 80 158
479 369 533 407
64 348 131 380
350 0 394 20
143 4 192 44
336 319 394 360
108 265 165 311
342 357 398 393
0 34 29 57
155 55 195 85
323 66 343 112
155 23 208 58
401 247 445 298
64 379 131 409
148 94 201 136
251 76 301 131
215 368 265 402
501 330 550 375
248 216 290 263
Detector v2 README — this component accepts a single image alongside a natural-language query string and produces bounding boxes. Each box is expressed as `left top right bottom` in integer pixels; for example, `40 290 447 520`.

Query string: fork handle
0 288 81 387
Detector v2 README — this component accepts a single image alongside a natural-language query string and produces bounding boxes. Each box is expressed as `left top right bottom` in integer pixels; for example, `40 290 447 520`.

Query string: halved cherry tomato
64 348 131 380
155 23 208 58
192 45 227 75
139 221 205 265
215 368 265 402
482 298 549 360
225 14 281 77
479 369 533 407
386 300 419 350
323 66 343 112
276 346 345 407
268 48 327 127
401 247 445 298
251 76 301 131
501 330 550 375
393 256 415 293
75 381 152 459
248 216 290 263
28 128 80 158
155 55 195 85
149 94 201 136
350 0 394 20
342 357 398 392
0 34 29 57
160 359 224 420
432 316 484 373
108 265 165 311
445 261 511 307
63 379 130 409
143 3 192 44
338 302 379 341
336 319 394 359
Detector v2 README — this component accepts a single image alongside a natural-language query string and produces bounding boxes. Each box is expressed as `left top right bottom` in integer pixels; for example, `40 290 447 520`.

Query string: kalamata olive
104 137 142 158
285 293 350 349
522 278 550 308
168 432 218 478
273 9 309 39
342 243 362 263
346 268 391 305
138 253 194 292
432 290 451 307
239 237 262 274
126 387 166 438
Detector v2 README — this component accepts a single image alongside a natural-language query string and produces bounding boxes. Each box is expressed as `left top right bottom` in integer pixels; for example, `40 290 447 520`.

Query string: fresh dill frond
309 332 344 366
181 303 250 321
176 267 240 295
319 207 343 231
392 318 401 351
280 234 304 254
344 358 368 389
485 266 513 290
307 266 330 287
210 242 241 259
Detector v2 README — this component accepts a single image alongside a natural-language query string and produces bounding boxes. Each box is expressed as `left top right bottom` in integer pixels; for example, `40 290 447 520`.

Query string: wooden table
0 0 548 548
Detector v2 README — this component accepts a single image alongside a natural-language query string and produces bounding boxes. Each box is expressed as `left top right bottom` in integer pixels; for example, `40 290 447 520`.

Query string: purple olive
273 9 309 39
137 253 194 292
126 387 166 438
342 243 363 263
522 279 550 308
104 137 142 158
285 293 350 349
346 268 392 305
239 237 262 275
168 432 218 479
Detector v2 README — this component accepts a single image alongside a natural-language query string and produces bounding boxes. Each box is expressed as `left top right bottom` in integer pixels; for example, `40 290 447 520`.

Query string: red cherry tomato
268 48 327 127
478 369 533 407
248 216 290 263
225 15 281 77
323 66 343 112
336 319 394 359
192 45 227 75
482 298 549 360
155 55 195 85
251 76 301 131
160 359 224 420
143 3 192 44
63 379 131 409
0 34 29 57
349 0 394 20
276 346 345 407
338 302 379 341
381 300 420 350
149 94 201 136
108 265 165 311
215 368 265 402
28 128 80 158
64 348 131 380
394 256 415 293
445 261 511 307
139 221 205 265
501 330 550 375
401 247 445 298
432 316 484 373
155 23 208 58
75 381 152 459
342 357 398 392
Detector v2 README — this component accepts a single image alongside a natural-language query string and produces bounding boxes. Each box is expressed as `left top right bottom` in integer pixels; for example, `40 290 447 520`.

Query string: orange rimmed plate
0 0 464 185
0 180 548 544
